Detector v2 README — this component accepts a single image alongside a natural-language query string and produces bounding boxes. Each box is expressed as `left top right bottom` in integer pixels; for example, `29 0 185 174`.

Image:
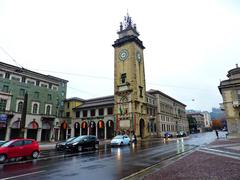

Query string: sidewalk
133 137 240 180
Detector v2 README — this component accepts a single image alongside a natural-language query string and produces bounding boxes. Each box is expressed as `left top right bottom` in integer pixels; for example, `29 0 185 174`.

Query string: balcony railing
232 100 240 108
219 103 224 110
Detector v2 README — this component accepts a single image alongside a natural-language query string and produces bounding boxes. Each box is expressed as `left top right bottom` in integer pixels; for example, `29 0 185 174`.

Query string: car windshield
114 135 123 139
66 137 75 142
72 136 87 142
0 140 14 147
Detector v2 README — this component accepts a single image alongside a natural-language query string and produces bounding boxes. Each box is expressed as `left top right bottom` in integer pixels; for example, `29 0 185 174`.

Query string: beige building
187 112 204 132
148 89 189 137
219 64 240 136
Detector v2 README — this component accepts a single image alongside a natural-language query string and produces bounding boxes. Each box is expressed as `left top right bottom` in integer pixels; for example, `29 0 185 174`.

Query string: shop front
0 114 8 140
27 120 38 140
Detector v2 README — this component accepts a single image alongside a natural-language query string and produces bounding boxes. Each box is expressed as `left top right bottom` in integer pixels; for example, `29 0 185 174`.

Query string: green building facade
0 62 68 141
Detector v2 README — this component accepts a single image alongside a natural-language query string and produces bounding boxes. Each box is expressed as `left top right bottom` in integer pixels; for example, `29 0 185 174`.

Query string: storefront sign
0 114 7 122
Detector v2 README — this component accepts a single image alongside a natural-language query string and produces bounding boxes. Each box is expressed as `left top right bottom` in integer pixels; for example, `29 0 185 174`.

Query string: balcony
232 100 240 108
219 103 224 110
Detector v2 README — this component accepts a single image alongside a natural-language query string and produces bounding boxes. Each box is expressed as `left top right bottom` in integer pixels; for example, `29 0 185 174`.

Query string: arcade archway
74 122 80 137
10 120 20 139
97 120 104 139
27 120 38 140
81 121 88 135
89 121 96 135
41 121 51 141
60 121 68 140
106 120 114 139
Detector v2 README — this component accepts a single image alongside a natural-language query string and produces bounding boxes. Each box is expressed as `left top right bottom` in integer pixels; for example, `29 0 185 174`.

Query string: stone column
104 124 107 139
5 127 10 141
96 125 98 138
37 128 42 142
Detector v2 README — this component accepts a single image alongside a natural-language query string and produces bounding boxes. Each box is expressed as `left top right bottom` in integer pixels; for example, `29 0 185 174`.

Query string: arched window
33 103 38 114
46 105 51 115
17 102 23 113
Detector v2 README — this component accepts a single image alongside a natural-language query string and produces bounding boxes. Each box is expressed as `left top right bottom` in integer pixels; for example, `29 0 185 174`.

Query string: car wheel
77 146 82 152
120 142 123 146
0 154 7 163
32 151 39 159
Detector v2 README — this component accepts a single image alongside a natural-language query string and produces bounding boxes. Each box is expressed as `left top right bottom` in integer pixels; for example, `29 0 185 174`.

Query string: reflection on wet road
0 132 217 180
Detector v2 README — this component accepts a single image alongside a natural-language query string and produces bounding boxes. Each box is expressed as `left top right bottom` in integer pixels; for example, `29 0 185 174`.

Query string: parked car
0 141 6 146
176 131 187 137
56 137 76 151
164 132 173 138
111 135 131 146
65 135 99 152
0 138 40 163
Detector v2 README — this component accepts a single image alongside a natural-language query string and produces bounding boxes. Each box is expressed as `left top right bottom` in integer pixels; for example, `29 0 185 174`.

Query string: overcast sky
0 0 240 112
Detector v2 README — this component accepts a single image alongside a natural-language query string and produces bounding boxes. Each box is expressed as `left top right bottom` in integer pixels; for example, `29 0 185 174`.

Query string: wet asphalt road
0 131 222 180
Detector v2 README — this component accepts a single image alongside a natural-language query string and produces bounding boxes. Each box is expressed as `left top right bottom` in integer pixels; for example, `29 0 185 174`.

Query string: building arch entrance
10 120 20 139
60 121 68 140
74 122 80 137
97 120 104 139
89 121 96 135
27 120 38 140
41 121 51 141
106 120 114 139
81 121 88 135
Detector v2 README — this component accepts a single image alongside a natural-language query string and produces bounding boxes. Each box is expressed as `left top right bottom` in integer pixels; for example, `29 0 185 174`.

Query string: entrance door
89 121 96 135
139 119 145 138
27 129 38 140
10 129 20 139
0 128 6 140
74 122 80 137
97 121 104 139
106 120 114 139
41 122 51 141
81 122 88 135
41 129 50 141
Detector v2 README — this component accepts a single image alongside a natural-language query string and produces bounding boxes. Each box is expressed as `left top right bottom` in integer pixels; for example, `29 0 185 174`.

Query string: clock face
136 51 141 62
119 49 129 61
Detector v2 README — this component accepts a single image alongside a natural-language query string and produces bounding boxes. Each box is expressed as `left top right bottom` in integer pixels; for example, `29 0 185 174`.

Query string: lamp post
20 92 28 138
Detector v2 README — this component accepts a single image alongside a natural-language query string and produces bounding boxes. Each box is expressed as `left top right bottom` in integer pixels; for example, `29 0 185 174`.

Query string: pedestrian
132 131 137 144
215 130 219 139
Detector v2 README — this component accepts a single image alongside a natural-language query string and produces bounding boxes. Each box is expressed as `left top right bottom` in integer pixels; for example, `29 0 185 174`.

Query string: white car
111 135 131 146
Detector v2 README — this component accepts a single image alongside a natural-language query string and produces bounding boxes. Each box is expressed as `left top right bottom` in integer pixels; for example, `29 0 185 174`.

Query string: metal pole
20 92 28 138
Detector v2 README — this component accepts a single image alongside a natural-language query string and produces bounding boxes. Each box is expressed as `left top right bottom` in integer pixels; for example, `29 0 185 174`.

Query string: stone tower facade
113 14 147 138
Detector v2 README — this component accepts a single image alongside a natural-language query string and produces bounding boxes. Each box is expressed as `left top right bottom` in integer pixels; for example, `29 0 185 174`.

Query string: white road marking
198 148 240 160
0 170 46 180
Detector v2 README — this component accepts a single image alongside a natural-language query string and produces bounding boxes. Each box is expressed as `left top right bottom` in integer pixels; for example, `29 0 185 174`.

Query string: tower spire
118 13 139 38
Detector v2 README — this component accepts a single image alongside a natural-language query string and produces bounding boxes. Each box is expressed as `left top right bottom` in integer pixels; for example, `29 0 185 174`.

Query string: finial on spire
117 12 140 37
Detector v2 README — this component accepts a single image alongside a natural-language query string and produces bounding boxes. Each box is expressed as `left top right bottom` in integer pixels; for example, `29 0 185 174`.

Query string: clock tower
113 14 147 138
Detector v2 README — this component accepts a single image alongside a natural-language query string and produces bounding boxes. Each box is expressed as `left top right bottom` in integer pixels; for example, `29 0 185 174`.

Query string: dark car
65 135 99 152
176 131 187 137
0 138 40 163
164 132 173 138
56 137 76 151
